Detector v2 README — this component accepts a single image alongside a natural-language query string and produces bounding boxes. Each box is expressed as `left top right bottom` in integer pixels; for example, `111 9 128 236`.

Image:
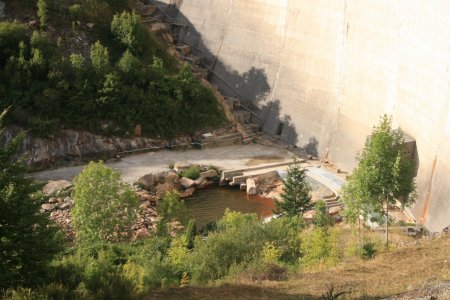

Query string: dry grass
149 232 450 299
285 233 449 298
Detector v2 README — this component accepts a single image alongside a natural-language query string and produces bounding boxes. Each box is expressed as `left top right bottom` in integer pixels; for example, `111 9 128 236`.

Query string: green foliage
0 110 62 289
342 115 417 220
69 53 84 71
313 200 333 229
180 165 201 180
117 49 139 74
301 228 339 267
186 219 197 249
72 161 139 245
90 41 110 74
361 240 377 259
274 158 312 217
157 191 189 222
0 22 28 65
261 241 282 265
68 4 82 21
37 0 48 29
111 11 146 55
341 115 417 246
187 211 302 283
0 18 225 138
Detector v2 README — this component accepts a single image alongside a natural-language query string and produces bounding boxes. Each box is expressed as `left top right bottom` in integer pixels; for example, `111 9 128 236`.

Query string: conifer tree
186 218 197 249
274 158 312 217
0 109 62 289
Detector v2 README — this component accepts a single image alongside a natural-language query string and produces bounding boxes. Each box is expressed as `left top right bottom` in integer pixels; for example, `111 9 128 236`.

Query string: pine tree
0 109 62 289
186 218 197 249
274 158 312 217
90 41 110 75
37 0 48 29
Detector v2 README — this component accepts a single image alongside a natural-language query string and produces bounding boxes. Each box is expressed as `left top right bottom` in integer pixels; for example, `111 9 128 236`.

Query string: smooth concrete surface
159 0 450 231
31 144 293 183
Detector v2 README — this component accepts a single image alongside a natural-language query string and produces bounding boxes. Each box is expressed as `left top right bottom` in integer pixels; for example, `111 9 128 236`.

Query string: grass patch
180 166 201 180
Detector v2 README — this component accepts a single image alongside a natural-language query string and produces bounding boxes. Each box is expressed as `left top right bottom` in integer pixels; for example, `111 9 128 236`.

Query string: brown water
185 186 275 228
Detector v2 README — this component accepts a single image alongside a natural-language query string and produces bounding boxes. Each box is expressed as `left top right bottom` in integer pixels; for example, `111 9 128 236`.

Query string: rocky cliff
0 127 193 170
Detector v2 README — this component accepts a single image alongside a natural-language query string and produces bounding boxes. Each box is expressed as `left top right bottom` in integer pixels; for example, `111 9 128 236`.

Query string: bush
180 165 201 180
37 0 48 29
301 227 339 268
187 211 302 283
111 11 146 55
68 4 81 21
0 21 28 65
361 240 377 259
72 161 139 244
156 191 190 236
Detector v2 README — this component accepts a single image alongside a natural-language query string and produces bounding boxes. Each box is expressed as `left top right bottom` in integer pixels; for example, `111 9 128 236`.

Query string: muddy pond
184 186 275 228
185 176 333 229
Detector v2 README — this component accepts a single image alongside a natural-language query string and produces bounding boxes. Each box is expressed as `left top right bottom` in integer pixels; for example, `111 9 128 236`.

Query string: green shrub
0 21 28 64
68 4 82 21
187 211 302 283
180 165 201 180
301 227 339 267
361 240 377 259
72 161 139 245
156 191 190 233
37 0 48 29
111 11 146 54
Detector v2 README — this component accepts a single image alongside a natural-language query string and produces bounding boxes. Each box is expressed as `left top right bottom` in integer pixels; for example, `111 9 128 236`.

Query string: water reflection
185 186 275 228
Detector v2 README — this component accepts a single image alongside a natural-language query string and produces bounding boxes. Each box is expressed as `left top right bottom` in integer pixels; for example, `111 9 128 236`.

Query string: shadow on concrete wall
151 0 321 155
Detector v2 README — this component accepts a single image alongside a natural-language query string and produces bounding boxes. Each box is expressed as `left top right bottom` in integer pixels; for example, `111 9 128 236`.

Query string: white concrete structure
158 0 450 231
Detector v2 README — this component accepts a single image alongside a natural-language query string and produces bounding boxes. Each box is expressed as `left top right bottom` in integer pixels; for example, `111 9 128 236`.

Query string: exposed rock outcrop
0 126 193 170
42 180 72 196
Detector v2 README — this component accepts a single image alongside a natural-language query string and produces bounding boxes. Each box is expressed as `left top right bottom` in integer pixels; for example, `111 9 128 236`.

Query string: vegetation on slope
0 1 225 138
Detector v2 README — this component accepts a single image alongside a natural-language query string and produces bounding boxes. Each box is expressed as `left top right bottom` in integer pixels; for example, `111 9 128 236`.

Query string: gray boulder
43 180 72 196
179 177 195 189
42 203 56 211
200 169 218 179
137 174 155 190
174 161 191 172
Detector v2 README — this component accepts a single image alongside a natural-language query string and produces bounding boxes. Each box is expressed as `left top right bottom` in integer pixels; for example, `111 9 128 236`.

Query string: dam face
160 0 450 232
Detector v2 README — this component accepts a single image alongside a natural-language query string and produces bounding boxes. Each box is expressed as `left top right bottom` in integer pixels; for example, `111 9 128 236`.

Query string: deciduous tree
72 161 138 245
341 115 416 248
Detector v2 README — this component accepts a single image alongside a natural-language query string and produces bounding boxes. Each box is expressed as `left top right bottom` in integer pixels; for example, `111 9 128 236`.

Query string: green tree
185 218 197 249
117 49 139 74
72 161 139 245
90 41 110 74
0 110 62 289
156 191 190 236
37 0 48 29
341 115 416 248
274 158 312 217
313 200 333 229
111 11 145 54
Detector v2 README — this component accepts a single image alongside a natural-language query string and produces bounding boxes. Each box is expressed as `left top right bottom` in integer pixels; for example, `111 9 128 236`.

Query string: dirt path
31 144 294 183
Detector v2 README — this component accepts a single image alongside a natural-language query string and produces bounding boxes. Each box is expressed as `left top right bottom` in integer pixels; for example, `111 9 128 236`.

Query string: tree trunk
358 217 362 252
385 200 389 249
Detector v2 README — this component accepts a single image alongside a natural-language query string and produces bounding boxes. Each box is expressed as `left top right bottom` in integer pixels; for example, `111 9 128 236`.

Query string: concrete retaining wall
157 0 450 232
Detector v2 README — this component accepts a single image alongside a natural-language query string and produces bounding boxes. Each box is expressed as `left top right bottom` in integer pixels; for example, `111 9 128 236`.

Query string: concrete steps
198 133 243 149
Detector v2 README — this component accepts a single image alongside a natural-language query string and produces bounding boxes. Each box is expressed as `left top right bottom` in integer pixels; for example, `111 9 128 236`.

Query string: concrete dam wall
158 0 450 232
